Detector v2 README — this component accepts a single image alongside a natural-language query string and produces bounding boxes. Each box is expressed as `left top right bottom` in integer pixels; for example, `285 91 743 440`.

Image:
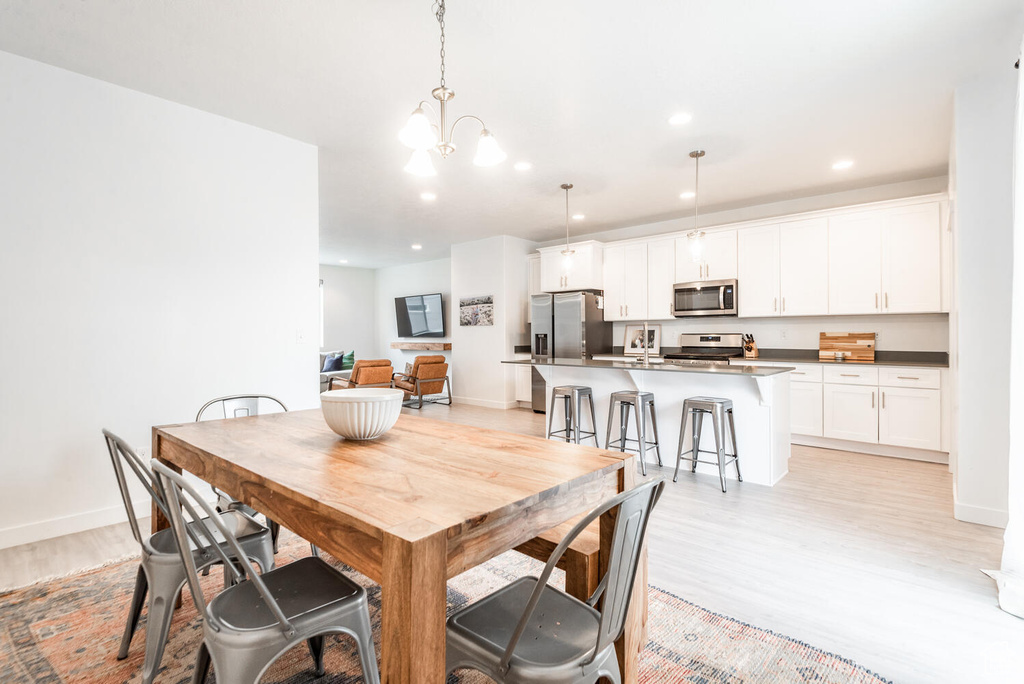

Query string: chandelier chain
694 153 699 229
435 0 446 87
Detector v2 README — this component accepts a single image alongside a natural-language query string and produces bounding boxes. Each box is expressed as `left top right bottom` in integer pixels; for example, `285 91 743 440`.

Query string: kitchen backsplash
611 313 949 352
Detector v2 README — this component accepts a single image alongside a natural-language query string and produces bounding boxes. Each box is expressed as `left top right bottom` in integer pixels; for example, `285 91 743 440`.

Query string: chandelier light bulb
403 148 437 177
399 107 437 150
473 129 507 167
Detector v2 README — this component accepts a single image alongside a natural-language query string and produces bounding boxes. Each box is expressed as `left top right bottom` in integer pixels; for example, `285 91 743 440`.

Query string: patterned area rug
0 537 890 683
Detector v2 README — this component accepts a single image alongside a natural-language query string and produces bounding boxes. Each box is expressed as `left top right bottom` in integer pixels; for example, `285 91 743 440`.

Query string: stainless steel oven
671 279 737 317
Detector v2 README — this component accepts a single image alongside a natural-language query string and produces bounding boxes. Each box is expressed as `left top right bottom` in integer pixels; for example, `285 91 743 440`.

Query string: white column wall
953 68 1018 527
0 51 320 549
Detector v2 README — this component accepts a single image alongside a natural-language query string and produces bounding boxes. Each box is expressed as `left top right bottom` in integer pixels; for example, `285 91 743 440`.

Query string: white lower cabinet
823 383 879 443
791 381 823 437
878 386 940 450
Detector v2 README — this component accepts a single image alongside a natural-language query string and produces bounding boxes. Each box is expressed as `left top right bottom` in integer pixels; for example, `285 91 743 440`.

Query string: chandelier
398 0 506 176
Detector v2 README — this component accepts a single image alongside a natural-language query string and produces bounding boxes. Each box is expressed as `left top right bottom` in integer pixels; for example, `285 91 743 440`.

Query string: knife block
744 339 759 359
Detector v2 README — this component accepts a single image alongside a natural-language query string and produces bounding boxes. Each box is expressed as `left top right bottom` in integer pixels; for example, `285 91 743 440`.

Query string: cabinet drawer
878 367 941 389
785 364 823 382
823 366 879 385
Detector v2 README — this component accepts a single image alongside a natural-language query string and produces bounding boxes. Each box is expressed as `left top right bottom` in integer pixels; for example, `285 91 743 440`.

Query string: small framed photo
624 324 661 355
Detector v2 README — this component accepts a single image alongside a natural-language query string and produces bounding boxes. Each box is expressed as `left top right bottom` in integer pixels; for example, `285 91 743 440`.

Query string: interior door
828 212 883 314
737 225 780 317
882 203 941 313
780 217 829 315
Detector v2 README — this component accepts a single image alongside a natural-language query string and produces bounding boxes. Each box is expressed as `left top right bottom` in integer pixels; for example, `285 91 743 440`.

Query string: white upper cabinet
674 230 736 283
737 225 781 317
779 218 829 315
603 243 648 321
528 254 542 296
828 202 941 315
882 203 941 313
828 211 884 314
539 241 603 292
737 225 780 317
647 237 677 320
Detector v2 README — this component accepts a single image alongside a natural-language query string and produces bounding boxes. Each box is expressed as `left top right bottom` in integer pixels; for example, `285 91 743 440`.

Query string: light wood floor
3 403 1021 683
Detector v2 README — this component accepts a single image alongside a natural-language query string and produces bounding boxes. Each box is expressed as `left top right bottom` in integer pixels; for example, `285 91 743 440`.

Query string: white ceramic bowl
320 388 404 440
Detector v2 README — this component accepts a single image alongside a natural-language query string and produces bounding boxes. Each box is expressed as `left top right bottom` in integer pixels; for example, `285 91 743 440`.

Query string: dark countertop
502 358 793 377
750 348 949 368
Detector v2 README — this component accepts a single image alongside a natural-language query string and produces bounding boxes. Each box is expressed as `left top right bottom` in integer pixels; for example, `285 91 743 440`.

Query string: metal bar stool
547 385 599 447
604 390 662 476
674 396 742 492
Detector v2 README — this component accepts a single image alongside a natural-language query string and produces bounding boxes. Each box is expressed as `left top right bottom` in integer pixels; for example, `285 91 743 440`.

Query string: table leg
600 459 647 684
151 430 179 535
381 530 448 683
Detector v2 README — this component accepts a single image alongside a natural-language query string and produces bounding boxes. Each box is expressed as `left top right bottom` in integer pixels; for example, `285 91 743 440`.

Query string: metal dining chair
196 394 287 550
151 460 380 684
103 430 275 684
445 478 665 684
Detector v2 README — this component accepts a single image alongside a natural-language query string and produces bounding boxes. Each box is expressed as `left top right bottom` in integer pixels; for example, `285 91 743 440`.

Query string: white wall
320 265 377 357
375 258 452 373
0 51 320 550
450 236 533 408
619 314 950 352
953 68 1018 528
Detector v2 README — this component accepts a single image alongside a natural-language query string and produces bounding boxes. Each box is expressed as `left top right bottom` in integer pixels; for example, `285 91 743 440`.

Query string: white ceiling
1 1 1021 268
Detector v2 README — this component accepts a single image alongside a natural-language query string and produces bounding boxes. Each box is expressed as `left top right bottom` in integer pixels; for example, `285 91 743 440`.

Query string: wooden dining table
152 409 646 683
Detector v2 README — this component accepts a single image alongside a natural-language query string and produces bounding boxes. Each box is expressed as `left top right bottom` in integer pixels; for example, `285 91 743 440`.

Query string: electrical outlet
779 329 788 340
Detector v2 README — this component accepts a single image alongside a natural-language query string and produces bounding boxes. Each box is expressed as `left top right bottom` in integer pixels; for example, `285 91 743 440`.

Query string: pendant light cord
693 154 699 230
435 0 446 87
565 186 570 249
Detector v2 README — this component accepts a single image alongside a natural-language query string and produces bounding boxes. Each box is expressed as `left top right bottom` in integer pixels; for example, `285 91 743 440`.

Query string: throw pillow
324 353 347 373
341 350 355 370
405 362 414 376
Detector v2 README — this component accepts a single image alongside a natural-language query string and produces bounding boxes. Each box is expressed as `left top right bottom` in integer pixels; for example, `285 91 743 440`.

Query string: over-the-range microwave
672 279 738 317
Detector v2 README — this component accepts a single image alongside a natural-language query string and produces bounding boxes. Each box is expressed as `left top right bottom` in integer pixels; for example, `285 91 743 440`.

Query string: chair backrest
151 460 298 638
411 355 448 395
103 429 169 546
195 394 287 422
498 478 665 675
350 359 393 386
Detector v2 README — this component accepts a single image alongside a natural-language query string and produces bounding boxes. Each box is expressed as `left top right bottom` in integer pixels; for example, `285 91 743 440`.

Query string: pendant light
687 150 706 263
561 183 575 269
398 0 506 175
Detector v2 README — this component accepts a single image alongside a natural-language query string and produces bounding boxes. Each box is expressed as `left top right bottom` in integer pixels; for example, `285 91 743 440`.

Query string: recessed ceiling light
668 112 693 126
420 192 437 201
679 191 695 199
411 244 423 250
338 259 348 264
572 214 585 220
513 161 533 171
832 159 854 171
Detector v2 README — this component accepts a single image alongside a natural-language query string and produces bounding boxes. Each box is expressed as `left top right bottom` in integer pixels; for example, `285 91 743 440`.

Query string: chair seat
147 510 267 556
209 557 363 631
448 576 599 669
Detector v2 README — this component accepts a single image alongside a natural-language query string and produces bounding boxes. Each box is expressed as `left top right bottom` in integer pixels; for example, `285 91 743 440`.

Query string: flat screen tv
395 293 445 338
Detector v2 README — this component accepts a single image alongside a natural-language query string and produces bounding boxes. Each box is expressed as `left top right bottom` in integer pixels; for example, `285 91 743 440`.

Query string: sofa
319 350 353 392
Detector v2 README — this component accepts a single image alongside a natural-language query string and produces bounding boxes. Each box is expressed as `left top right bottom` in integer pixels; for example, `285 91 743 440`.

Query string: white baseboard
452 396 519 410
792 435 949 464
0 499 150 551
954 498 1009 529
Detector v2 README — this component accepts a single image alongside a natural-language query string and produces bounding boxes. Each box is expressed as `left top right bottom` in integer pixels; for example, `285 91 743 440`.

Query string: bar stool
547 385 599 447
674 396 742 492
605 390 662 476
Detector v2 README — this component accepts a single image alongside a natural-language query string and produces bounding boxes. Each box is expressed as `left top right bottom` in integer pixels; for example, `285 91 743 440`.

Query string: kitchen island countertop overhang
509 357 793 487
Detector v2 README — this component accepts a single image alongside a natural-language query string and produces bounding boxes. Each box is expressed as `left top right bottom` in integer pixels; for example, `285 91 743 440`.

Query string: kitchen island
504 357 794 486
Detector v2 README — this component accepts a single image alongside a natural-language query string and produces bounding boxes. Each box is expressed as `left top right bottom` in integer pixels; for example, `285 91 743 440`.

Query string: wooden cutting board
819 332 876 362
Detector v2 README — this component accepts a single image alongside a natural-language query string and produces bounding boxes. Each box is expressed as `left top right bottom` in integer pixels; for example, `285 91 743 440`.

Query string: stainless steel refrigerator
530 291 612 412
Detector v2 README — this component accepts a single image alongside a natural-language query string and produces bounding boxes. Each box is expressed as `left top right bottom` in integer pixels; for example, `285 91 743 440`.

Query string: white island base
533 363 791 487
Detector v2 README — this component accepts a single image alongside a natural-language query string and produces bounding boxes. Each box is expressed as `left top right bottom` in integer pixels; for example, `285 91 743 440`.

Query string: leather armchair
392 355 452 409
328 359 394 390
